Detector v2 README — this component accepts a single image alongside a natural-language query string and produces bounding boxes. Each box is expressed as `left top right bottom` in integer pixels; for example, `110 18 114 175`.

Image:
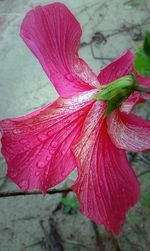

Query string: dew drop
20 139 27 144
65 73 75 81
3 120 10 125
23 144 30 151
38 134 47 142
13 128 21 135
47 131 52 137
19 180 29 190
37 161 45 169
61 171 67 178
99 180 103 186
46 155 51 161
35 171 40 176
96 192 101 199
62 150 66 155
51 141 57 147
44 170 49 175
116 71 121 78
10 172 16 178
49 149 55 154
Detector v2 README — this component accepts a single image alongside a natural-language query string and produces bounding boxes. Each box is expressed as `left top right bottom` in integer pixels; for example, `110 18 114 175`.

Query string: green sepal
93 75 136 116
94 75 135 100
105 95 128 116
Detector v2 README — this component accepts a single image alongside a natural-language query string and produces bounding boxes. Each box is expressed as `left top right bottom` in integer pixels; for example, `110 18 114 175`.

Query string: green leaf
144 173 150 179
70 196 79 209
144 31 150 57
61 197 70 206
128 211 145 225
141 193 150 207
61 195 79 212
134 49 150 77
64 206 71 214
134 31 150 77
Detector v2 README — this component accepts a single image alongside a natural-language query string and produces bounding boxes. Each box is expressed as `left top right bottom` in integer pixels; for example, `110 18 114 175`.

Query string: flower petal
0 90 96 193
72 110 139 234
98 50 134 85
120 92 145 113
20 3 98 98
133 69 150 87
107 110 150 152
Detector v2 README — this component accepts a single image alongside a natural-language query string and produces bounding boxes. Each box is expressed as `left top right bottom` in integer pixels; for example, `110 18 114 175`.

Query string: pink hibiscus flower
0 3 150 234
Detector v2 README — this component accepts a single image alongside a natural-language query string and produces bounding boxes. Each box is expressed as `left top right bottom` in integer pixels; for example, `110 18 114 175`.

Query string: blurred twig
91 222 105 251
128 152 137 164
103 232 121 251
0 188 72 198
138 153 150 166
40 218 64 251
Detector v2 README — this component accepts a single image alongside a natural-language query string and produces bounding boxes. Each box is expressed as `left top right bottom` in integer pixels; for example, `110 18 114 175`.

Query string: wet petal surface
72 103 140 234
107 110 150 152
0 90 96 193
20 3 98 98
98 50 134 85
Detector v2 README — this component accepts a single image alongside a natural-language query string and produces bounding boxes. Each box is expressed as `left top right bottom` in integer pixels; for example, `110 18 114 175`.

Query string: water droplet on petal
96 192 101 199
51 141 57 147
99 180 103 186
20 139 27 144
13 128 21 135
46 155 51 161
61 172 67 179
37 161 45 169
3 120 10 125
10 172 16 178
35 171 40 176
65 73 75 81
23 144 30 151
19 180 29 190
38 134 47 142
62 150 66 155
106 220 110 226
44 170 49 175
117 71 123 78
49 149 55 154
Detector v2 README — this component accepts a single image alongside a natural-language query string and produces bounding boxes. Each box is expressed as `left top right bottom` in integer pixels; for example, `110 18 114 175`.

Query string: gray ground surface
0 0 150 250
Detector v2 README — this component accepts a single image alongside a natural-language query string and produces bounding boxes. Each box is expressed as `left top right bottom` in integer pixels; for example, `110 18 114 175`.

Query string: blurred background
0 0 150 250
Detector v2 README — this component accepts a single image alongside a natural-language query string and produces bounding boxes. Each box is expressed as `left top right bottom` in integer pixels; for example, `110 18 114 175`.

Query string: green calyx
93 75 137 116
